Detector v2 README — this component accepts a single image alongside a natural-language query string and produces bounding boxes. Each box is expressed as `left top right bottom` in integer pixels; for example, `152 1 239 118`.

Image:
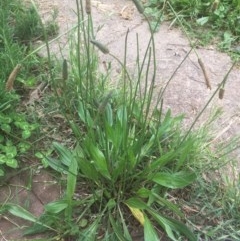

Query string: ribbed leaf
144 215 159 241
77 102 94 127
149 210 197 241
125 197 148 210
46 157 68 173
105 103 113 126
147 149 178 171
53 142 73 166
67 157 78 199
136 187 151 198
167 217 197 241
109 214 130 241
151 171 196 189
127 206 145 226
117 105 127 127
118 205 133 240
153 193 183 217
75 145 99 181
79 219 99 241
87 141 111 179
148 211 178 241
79 157 99 181
5 204 37 223
45 200 68 214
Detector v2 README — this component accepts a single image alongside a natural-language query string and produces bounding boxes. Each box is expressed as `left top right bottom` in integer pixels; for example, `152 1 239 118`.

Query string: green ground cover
145 0 240 57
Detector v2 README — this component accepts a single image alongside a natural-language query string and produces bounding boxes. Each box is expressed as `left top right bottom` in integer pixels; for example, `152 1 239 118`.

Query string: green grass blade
109 213 130 241
79 219 99 241
118 206 133 241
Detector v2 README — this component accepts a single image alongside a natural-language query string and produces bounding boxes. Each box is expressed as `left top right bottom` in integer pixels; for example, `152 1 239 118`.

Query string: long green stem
30 0 53 83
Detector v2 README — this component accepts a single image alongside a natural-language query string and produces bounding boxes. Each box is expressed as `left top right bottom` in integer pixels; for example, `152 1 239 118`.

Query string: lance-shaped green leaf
4 204 38 223
148 210 197 241
67 157 78 199
144 215 159 241
150 171 196 189
53 142 73 166
86 141 111 180
45 200 68 214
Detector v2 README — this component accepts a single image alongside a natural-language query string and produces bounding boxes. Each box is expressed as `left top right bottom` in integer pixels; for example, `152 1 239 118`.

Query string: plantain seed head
62 59 68 81
132 0 145 14
85 0 91 15
90 40 109 54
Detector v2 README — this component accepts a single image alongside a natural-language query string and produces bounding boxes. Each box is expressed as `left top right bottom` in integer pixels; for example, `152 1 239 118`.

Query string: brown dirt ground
0 0 239 240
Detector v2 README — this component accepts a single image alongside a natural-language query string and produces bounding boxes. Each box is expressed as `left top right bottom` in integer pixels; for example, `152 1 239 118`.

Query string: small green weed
0 0 48 177
181 172 240 240
6 0 59 44
144 0 240 52
0 110 38 176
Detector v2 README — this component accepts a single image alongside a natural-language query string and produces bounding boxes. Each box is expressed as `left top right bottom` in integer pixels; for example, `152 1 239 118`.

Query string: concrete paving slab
0 170 60 240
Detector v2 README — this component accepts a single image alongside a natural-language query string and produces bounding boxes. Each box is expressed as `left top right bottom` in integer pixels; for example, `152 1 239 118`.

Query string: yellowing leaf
126 205 145 226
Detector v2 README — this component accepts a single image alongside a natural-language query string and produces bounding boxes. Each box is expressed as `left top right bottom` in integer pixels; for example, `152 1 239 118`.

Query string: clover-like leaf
6 158 18 168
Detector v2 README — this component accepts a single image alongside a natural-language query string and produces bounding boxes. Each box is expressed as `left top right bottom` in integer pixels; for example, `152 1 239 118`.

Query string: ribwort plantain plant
24 1 199 240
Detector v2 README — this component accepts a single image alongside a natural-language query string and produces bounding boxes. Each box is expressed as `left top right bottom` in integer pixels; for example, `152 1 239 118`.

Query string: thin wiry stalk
181 62 236 144
119 29 130 194
129 27 156 124
123 28 129 106
79 0 88 53
85 13 91 104
76 0 83 95
22 23 81 62
154 46 194 111
167 1 199 58
135 34 142 104
141 47 152 118
30 0 53 83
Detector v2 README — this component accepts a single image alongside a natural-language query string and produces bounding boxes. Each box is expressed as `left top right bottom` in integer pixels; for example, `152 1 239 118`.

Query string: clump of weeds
144 0 240 56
